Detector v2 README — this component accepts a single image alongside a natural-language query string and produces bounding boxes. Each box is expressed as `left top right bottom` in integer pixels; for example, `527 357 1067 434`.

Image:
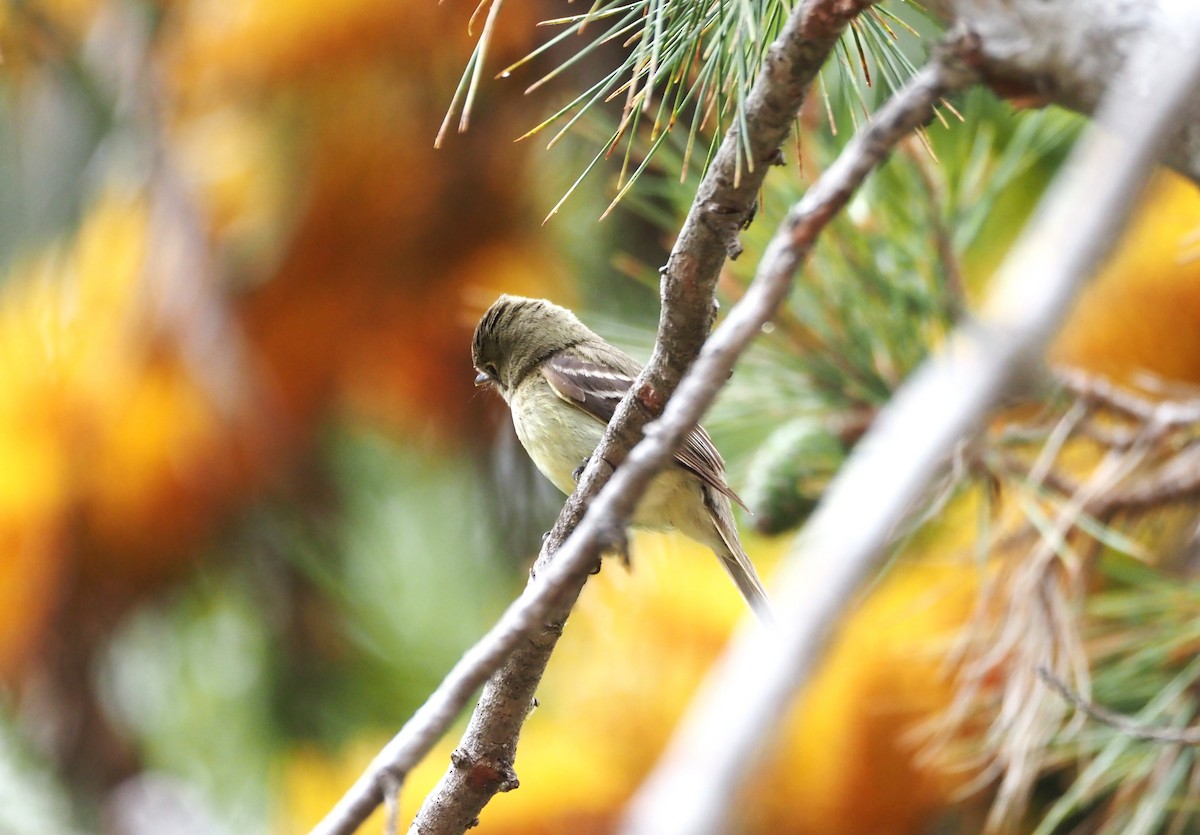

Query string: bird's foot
572 457 590 484
598 523 631 569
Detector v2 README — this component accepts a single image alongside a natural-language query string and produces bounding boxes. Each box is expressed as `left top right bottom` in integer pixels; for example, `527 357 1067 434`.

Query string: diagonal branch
622 8 1200 835
312 1 879 833
408 2 884 833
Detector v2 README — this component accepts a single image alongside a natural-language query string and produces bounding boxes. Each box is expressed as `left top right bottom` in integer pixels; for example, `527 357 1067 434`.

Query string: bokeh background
4 2 1200 834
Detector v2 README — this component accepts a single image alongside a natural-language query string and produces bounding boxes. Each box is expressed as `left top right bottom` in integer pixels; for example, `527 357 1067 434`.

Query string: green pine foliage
446 0 938 218
1037 554 1200 834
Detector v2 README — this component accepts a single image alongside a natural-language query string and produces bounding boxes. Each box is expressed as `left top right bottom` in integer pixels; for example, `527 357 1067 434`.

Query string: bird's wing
541 353 630 424
542 353 747 510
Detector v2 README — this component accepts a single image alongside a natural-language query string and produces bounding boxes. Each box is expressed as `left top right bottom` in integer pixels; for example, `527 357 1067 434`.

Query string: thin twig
996 439 1200 523
622 8 1200 835
314 1 878 833
995 369 1200 517
1089 443 1200 516
1039 667 1200 745
621 29 982 835
1056 367 1200 432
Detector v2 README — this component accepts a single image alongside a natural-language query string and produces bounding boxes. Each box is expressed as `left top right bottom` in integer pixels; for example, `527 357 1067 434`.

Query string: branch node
941 25 983 70
449 749 521 794
380 768 402 835
702 200 748 259
947 22 1043 108
635 381 666 414
377 765 404 796
741 200 759 230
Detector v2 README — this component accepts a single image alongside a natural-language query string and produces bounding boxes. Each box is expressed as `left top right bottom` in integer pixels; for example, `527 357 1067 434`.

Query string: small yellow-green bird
472 294 771 619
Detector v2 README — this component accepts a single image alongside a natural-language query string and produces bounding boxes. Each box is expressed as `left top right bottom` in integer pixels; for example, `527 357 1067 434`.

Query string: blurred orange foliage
164 0 560 436
4 0 1200 828
0 8 573 810
1051 173 1200 383
0 0 565 682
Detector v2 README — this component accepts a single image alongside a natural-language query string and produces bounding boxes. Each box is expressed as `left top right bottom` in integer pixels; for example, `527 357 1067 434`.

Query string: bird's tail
708 497 774 624
720 551 773 624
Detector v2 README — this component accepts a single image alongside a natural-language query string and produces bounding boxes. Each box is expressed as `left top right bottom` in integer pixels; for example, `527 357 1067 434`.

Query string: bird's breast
509 380 605 495
506 378 714 542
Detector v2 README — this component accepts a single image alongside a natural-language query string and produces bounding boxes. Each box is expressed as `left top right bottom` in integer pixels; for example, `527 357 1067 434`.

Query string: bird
472 294 771 620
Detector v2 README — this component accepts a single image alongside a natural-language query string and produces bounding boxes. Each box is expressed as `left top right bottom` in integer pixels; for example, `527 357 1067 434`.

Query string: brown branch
623 8 1200 835
1039 667 1200 745
312 2 881 833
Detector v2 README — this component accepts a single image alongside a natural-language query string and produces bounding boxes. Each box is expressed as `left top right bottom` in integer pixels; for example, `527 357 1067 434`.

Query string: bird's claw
572 457 590 483
602 524 631 569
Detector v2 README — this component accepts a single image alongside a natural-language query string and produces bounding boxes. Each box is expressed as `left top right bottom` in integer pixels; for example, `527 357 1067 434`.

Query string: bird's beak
474 371 490 387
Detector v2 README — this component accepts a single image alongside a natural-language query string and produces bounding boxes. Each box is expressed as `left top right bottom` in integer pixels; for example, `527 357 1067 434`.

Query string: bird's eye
475 364 500 387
